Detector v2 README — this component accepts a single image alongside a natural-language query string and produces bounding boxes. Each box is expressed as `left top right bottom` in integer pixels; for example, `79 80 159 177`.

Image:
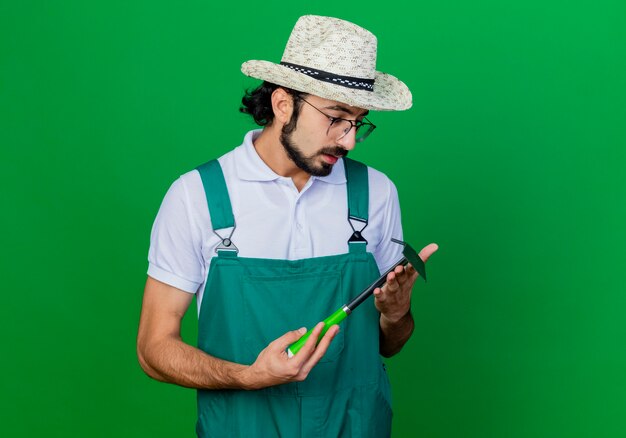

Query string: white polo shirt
148 130 404 310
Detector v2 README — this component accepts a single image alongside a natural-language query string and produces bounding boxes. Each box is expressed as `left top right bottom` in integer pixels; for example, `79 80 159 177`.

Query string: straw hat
241 15 412 111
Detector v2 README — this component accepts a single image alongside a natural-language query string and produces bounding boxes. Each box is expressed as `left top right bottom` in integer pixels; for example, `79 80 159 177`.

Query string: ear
270 88 294 126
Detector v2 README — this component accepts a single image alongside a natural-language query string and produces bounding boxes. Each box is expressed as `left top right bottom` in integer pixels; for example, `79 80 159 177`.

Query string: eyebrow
324 105 369 118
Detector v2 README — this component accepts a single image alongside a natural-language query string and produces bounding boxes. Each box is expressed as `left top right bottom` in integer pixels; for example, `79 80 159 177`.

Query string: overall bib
195 158 392 437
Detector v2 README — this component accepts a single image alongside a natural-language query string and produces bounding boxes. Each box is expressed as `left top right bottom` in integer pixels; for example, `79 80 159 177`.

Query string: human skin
376 243 439 357
254 88 439 356
137 88 438 388
137 277 339 390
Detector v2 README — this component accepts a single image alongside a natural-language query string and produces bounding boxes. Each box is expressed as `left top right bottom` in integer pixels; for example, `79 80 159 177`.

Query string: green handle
287 307 348 357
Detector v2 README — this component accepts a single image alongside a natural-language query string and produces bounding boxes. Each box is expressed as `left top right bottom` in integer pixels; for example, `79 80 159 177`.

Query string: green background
2 0 625 436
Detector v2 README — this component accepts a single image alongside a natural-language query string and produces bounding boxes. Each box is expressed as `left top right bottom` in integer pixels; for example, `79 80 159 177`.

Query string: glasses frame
297 97 376 143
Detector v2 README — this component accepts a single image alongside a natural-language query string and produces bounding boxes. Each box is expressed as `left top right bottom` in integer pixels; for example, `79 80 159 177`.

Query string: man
137 15 438 437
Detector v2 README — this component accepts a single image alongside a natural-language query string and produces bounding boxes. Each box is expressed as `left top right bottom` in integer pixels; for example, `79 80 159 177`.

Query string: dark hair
240 81 306 128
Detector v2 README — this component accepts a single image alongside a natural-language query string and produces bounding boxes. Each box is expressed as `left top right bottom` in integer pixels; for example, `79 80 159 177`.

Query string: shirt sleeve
147 177 204 293
372 178 404 275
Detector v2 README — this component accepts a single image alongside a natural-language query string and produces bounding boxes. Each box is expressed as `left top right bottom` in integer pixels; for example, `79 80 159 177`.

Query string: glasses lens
355 123 374 143
330 118 375 142
331 119 354 140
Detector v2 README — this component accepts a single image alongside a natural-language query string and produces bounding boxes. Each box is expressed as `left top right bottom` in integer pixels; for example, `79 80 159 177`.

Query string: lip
321 154 339 164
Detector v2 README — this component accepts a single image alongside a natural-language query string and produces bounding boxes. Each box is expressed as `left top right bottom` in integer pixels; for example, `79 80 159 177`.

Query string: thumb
274 327 307 351
419 243 439 263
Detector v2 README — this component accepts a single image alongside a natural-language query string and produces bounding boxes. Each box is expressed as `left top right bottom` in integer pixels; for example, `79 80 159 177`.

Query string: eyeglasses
297 97 376 143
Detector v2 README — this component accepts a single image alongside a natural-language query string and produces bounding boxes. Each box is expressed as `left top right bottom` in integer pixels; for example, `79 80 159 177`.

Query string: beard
280 127 348 177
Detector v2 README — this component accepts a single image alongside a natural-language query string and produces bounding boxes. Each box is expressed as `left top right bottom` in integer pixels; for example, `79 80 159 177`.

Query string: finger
385 271 399 292
405 263 417 277
373 287 385 302
291 322 325 365
274 327 308 351
301 325 340 373
393 265 410 285
418 243 439 263
404 264 418 282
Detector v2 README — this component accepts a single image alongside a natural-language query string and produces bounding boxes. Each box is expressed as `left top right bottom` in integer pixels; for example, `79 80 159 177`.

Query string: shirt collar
235 130 280 182
235 129 347 185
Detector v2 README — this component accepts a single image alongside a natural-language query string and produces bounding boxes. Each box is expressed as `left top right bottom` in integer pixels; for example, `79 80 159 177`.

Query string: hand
241 322 339 390
374 243 439 323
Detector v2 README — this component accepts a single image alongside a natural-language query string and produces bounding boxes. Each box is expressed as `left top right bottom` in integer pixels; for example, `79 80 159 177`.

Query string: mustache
317 146 348 158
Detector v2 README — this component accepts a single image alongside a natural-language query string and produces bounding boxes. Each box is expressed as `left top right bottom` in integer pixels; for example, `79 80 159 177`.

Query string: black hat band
280 62 375 91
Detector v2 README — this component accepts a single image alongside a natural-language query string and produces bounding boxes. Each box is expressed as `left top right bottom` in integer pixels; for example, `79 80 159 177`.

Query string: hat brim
241 60 412 111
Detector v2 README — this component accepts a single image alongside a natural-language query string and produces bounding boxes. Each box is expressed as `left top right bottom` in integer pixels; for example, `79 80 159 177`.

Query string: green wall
2 1 625 436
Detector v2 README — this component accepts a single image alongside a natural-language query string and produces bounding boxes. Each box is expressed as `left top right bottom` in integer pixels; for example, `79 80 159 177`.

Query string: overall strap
196 160 238 256
343 158 369 252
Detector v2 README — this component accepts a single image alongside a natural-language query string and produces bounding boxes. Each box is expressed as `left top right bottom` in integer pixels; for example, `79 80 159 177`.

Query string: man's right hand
239 322 339 390
138 277 340 391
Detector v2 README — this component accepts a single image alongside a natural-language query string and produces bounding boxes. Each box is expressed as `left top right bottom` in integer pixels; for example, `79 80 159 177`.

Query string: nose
337 127 357 151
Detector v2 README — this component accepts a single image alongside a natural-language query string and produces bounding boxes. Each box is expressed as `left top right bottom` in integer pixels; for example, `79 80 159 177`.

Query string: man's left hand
374 243 439 323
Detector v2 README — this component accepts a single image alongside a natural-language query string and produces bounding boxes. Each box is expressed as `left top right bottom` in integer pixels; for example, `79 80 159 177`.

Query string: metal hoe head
399 240 427 282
